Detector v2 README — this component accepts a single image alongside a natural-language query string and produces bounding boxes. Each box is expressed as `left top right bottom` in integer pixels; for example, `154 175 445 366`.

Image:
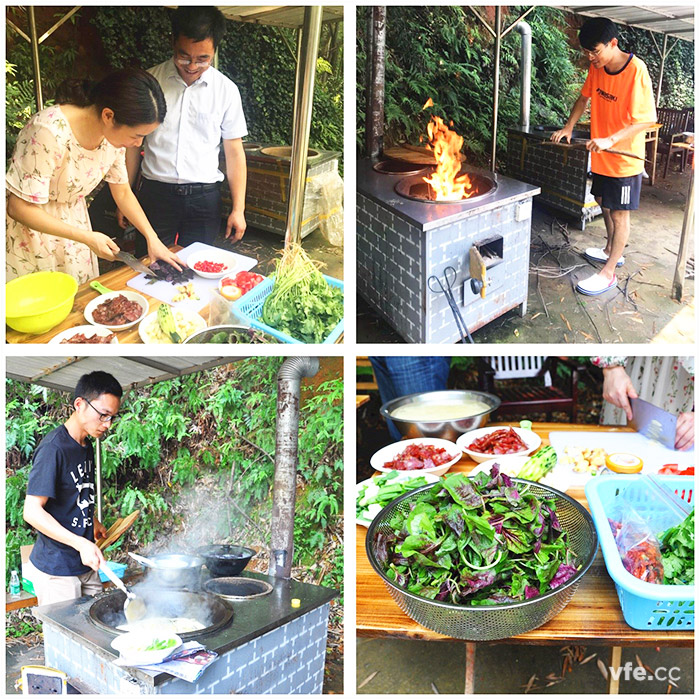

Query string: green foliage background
357 6 694 165
5 360 343 597
6 7 343 160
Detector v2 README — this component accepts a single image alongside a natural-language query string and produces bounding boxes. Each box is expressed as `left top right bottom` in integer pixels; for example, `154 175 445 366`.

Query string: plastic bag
310 169 343 247
606 475 692 584
207 289 252 328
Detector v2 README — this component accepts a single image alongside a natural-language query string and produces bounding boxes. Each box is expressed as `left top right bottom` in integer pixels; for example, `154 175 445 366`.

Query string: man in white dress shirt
121 7 248 254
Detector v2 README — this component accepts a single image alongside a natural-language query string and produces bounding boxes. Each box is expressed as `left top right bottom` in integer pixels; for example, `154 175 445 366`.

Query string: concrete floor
357 168 693 344
357 638 694 694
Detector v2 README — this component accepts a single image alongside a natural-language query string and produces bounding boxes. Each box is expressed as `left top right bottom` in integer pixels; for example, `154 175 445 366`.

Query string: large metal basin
380 390 500 441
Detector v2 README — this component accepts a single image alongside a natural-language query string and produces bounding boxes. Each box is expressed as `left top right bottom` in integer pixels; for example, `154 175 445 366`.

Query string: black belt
143 179 221 196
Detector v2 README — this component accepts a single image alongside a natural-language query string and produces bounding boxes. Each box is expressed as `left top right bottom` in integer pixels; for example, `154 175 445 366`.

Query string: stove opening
475 236 504 267
205 577 274 601
395 170 497 204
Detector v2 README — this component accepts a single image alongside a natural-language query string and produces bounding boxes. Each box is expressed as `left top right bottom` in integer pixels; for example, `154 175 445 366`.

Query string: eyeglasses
81 397 119 424
175 56 211 69
581 44 608 59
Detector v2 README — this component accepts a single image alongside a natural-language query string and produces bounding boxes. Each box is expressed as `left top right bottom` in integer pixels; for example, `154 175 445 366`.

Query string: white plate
138 308 207 344
469 455 570 492
356 471 441 527
111 631 182 665
49 325 119 345
456 426 541 463
188 250 239 279
370 438 461 476
84 291 149 331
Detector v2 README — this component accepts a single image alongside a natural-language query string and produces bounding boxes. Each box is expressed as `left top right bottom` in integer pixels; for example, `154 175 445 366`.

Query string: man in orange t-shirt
552 18 657 296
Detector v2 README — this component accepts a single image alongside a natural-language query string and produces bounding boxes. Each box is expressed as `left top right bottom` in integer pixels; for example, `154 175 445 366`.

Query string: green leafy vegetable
261 243 343 343
144 637 177 651
658 509 694 586
374 465 580 605
357 471 433 523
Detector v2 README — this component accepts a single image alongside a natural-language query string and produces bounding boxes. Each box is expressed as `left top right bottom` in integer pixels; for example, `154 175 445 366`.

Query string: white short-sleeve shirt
142 59 248 184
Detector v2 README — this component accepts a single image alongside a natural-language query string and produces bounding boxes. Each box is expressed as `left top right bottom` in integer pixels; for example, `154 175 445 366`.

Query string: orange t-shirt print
581 54 657 177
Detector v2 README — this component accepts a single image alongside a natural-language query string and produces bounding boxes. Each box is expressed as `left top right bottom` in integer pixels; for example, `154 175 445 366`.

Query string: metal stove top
33 571 336 687
357 159 540 232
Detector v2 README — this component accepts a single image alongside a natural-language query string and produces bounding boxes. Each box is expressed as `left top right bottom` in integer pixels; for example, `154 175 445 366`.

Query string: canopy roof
562 5 694 41
6 356 242 393
218 6 343 27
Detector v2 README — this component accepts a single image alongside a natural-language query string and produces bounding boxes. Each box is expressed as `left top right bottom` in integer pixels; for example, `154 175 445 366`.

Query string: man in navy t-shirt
23 371 122 606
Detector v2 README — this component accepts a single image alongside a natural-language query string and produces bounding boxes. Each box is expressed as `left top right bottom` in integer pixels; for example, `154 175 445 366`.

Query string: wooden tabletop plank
356 422 693 647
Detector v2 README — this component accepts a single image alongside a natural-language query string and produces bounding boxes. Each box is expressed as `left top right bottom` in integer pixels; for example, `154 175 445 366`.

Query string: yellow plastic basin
6 271 78 334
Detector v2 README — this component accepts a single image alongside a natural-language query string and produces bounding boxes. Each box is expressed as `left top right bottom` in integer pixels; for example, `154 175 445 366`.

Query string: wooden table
645 123 662 186
356 394 371 408
356 422 693 693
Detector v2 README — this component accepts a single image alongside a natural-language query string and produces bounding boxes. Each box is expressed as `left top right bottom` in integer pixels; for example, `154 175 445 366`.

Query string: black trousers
135 177 223 256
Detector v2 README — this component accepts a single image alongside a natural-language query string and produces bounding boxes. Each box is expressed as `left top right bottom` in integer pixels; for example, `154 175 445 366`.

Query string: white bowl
49 325 119 345
84 291 149 331
456 426 542 463
111 631 182 665
187 250 238 279
356 471 441 527
138 308 207 344
371 438 462 477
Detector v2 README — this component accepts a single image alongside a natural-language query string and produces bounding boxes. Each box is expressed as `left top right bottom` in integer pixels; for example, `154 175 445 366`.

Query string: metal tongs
99 563 147 623
428 266 474 344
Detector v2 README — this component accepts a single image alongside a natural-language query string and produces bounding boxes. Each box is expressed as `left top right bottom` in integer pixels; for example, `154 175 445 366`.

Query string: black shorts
591 173 642 211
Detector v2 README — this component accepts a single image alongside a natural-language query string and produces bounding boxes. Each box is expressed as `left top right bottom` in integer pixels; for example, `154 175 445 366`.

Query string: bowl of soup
380 390 500 441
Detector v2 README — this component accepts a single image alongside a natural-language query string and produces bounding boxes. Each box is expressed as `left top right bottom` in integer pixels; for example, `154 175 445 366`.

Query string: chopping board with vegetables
548 430 694 487
126 242 258 313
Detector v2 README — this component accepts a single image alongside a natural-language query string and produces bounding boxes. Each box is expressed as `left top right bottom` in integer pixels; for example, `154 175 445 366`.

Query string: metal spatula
99 562 147 622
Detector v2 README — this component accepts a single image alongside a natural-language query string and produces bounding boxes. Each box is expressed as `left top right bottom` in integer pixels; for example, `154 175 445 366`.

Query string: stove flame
421 102 474 202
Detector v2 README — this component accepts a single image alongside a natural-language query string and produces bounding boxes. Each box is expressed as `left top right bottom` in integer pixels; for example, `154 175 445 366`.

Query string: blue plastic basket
98 561 127 583
585 475 694 630
233 274 344 344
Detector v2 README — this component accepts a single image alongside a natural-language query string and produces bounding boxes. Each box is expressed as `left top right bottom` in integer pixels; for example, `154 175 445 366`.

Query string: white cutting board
548 430 694 488
126 242 258 313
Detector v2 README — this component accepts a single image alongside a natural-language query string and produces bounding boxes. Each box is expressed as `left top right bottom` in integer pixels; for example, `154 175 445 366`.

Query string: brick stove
242 146 342 239
32 572 335 694
506 126 602 230
357 159 540 343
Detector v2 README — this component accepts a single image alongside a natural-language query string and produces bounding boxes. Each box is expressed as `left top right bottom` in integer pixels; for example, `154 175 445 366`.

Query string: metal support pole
284 6 322 248
366 6 386 159
28 7 43 111
656 33 668 105
95 438 103 524
490 6 502 171
672 167 693 300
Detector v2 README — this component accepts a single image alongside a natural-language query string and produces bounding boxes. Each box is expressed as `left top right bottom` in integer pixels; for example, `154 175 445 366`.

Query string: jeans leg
369 357 451 441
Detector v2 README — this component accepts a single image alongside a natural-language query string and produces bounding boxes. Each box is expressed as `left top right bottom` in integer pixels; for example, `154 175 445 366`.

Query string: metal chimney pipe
515 21 532 131
269 357 320 578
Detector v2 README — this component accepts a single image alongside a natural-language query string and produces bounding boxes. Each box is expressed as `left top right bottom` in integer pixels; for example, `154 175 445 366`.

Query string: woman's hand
675 412 694 451
89 232 120 261
602 366 638 420
147 237 186 272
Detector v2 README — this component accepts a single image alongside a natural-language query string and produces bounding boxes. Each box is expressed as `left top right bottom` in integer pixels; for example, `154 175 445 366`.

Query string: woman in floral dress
592 356 694 451
6 68 185 284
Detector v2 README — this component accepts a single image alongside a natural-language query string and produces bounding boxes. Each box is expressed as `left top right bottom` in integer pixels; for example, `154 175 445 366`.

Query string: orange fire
421 101 473 201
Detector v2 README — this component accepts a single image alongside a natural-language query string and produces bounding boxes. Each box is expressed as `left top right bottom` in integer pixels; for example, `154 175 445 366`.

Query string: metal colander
366 479 598 641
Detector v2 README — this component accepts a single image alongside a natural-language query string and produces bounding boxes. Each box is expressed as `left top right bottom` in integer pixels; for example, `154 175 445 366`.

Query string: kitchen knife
629 397 677 450
114 251 154 277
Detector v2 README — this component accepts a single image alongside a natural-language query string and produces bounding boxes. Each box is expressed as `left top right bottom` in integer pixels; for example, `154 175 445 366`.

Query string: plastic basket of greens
234 243 343 344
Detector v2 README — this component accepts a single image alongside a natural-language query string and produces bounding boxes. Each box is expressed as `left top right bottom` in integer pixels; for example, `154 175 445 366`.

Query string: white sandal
584 247 625 267
576 272 617 296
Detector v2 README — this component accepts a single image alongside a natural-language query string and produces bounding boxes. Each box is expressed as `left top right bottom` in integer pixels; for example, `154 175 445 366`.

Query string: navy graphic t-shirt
27 425 96 576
